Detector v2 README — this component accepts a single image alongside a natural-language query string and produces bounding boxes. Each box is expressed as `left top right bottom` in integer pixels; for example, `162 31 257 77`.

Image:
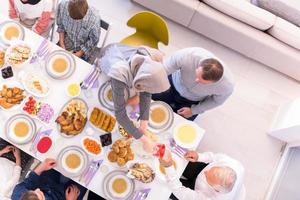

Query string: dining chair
89 18 112 63
49 0 59 41
120 11 169 49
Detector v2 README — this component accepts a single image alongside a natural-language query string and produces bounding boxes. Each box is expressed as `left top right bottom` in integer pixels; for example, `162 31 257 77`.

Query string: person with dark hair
56 0 101 63
8 0 54 37
11 158 86 200
0 145 21 200
152 47 234 120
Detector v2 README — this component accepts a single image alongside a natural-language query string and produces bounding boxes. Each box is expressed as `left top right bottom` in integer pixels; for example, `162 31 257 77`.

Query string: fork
80 65 101 90
169 138 188 158
30 39 51 64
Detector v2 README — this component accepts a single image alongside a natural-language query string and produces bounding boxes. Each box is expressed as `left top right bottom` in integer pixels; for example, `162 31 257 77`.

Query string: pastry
89 107 116 132
107 139 134 167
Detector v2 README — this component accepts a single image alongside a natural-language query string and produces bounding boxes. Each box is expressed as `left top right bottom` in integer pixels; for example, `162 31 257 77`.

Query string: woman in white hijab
98 43 170 152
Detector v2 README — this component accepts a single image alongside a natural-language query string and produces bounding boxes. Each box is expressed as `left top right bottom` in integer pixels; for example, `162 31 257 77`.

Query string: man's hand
177 107 193 118
73 50 84 58
13 147 21 166
184 151 199 162
159 150 173 168
65 185 80 200
35 158 56 175
58 32 66 49
0 146 14 156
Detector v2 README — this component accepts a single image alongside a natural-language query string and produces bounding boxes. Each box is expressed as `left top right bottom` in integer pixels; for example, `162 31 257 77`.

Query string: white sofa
132 0 300 81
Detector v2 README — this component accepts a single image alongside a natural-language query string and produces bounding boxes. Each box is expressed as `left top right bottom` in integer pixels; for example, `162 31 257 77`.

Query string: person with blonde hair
56 0 101 63
8 0 54 37
159 150 245 200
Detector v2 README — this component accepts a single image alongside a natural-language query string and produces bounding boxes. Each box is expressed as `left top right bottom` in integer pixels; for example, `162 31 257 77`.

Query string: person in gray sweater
152 47 235 121
98 43 170 152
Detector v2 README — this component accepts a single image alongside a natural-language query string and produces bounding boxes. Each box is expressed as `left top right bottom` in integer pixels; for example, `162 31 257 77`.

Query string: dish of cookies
56 99 88 137
89 107 116 133
0 83 26 110
6 42 31 66
107 139 134 167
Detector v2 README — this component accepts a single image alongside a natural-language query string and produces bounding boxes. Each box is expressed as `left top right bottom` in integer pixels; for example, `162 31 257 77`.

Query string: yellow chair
121 11 169 49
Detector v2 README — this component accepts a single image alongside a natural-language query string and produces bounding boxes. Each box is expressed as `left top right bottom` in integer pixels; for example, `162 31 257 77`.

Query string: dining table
0 16 205 200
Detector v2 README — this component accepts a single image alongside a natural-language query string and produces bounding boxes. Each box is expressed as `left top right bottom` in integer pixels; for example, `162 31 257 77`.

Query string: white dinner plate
98 81 129 111
0 20 25 47
57 145 89 178
102 170 135 200
5 40 32 68
148 101 174 133
19 71 51 98
173 121 201 149
5 113 36 145
45 50 76 80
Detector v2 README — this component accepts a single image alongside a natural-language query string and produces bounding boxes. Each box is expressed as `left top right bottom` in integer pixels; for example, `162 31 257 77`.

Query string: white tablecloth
0 18 205 200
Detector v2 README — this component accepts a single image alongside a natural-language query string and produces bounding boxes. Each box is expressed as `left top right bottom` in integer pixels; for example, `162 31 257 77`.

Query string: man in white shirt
159 150 245 200
0 145 22 200
152 47 234 121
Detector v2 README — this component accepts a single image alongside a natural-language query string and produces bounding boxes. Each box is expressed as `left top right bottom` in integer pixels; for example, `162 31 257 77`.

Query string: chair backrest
49 0 59 41
127 11 169 45
98 19 111 50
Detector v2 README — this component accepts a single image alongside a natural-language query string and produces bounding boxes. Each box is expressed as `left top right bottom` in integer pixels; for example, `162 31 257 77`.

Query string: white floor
2 0 300 199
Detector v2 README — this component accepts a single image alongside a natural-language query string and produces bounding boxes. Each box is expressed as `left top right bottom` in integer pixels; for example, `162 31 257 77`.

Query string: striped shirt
56 0 101 62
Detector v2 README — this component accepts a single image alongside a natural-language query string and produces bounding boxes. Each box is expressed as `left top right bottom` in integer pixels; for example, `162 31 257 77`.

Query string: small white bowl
66 83 81 98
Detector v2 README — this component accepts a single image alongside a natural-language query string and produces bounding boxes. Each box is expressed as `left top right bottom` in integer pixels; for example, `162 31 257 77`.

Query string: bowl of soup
58 146 88 177
173 122 200 149
45 50 76 80
5 114 36 145
0 21 24 45
103 170 135 200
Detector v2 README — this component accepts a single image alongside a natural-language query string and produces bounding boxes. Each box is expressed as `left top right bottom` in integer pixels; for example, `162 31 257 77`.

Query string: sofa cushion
203 0 276 30
252 0 300 27
268 17 300 50
132 0 200 26
189 3 300 81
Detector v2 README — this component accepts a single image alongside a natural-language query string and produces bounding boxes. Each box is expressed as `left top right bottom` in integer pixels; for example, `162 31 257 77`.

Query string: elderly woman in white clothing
160 150 245 200
0 145 22 200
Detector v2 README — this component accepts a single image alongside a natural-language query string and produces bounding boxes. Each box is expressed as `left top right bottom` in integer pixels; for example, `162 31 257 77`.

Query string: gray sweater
100 44 153 139
164 48 235 115
111 79 150 139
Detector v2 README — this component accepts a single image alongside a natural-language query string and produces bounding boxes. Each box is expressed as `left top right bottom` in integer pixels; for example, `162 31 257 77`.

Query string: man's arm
111 79 142 139
79 24 101 58
165 167 211 200
191 92 232 115
163 49 187 75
